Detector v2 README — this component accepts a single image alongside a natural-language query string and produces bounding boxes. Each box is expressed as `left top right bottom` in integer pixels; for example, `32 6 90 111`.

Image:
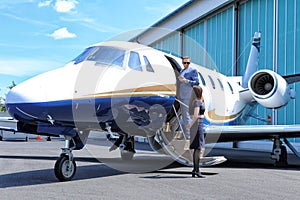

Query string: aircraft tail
241 32 261 88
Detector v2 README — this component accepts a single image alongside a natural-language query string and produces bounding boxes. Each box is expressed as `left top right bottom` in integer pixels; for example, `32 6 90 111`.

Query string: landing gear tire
274 145 288 167
54 155 76 181
120 150 134 161
271 137 288 167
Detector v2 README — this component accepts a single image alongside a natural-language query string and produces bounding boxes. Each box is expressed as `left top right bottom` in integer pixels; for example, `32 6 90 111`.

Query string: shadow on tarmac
0 155 100 163
0 164 125 188
142 169 219 179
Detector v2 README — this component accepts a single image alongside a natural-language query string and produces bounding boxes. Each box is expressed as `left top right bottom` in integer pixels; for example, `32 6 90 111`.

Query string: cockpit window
143 56 154 72
73 46 98 64
128 51 142 71
87 46 125 68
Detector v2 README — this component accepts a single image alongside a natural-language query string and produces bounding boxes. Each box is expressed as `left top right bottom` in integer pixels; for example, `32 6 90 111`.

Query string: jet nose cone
5 79 47 121
5 87 27 120
5 86 27 105
6 81 45 104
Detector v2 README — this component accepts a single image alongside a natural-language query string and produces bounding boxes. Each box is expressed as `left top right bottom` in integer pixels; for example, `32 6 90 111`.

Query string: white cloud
47 27 77 40
38 0 52 7
60 16 121 33
54 0 78 13
1 13 57 28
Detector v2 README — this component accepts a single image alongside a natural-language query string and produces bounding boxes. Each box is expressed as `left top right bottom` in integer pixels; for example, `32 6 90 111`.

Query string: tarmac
1 136 300 200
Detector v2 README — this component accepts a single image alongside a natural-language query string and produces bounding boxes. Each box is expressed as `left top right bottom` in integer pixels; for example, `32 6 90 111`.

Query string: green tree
8 81 17 90
0 81 17 112
0 97 5 112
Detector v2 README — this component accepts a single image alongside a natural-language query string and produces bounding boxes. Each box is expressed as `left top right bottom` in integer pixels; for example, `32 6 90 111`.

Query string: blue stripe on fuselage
6 96 175 124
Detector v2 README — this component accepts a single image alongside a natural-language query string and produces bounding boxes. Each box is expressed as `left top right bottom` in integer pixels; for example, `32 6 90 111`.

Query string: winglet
241 32 261 88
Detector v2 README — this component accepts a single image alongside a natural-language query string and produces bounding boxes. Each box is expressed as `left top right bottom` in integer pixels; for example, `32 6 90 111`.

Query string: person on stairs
178 56 199 139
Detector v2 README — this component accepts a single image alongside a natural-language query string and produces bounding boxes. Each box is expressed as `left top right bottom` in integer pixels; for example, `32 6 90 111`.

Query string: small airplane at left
3 32 300 181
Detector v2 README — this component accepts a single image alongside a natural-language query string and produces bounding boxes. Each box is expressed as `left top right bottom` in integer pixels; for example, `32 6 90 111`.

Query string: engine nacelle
248 70 291 108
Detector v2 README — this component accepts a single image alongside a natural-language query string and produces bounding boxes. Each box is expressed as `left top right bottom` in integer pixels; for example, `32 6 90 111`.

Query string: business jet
4 32 300 181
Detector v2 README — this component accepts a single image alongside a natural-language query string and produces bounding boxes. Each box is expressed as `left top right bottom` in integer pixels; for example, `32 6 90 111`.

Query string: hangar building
131 0 300 142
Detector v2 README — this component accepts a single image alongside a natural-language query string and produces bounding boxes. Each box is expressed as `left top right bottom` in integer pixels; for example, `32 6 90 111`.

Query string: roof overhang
130 0 234 45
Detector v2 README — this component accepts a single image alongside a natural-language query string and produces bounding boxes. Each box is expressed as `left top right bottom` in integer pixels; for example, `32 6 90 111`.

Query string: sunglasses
183 62 190 64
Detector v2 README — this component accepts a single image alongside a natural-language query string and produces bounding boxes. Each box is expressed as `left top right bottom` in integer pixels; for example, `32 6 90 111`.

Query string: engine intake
248 70 291 108
251 73 274 95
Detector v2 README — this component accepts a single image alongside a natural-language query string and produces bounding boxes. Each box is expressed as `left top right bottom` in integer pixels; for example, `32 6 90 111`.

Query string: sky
0 0 188 99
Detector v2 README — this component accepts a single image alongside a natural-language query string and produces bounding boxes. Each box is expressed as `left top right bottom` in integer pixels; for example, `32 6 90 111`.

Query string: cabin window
208 75 215 89
73 46 98 64
227 81 234 94
143 56 154 72
86 46 125 68
217 78 224 91
198 72 206 86
128 51 142 71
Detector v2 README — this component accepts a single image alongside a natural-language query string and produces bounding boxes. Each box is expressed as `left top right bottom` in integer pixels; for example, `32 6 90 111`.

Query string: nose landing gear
54 136 77 181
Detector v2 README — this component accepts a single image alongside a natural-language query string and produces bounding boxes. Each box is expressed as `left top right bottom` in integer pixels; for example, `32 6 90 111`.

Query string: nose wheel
54 136 77 181
54 154 76 181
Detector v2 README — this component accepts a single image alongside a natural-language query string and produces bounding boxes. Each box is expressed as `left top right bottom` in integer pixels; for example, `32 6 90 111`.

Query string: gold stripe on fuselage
78 84 176 99
205 109 243 123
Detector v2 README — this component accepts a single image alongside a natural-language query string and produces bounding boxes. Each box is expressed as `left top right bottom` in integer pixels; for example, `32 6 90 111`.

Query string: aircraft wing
0 117 17 123
283 73 300 84
205 125 300 143
0 126 17 133
0 117 18 134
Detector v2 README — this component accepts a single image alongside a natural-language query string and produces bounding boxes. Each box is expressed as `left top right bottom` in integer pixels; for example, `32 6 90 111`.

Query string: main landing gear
54 136 76 181
105 123 136 160
271 137 288 167
109 134 136 160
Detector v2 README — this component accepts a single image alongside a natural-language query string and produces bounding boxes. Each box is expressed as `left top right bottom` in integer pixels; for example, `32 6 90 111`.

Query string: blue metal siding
183 21 206 67
183 7 234 75
151 32 181 57
238 0 274 73
296 0 300 127
238 0 274 125
277 0 300 125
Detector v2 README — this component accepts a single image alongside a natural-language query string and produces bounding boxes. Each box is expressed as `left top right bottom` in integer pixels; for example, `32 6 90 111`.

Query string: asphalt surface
1 136 300 200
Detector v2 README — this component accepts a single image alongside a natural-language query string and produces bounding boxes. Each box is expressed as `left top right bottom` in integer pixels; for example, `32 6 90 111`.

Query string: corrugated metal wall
183 21 207 68
183 6 235 74
150 0 300 130
151 32 181 57
276 0 300 128
238 0 275 125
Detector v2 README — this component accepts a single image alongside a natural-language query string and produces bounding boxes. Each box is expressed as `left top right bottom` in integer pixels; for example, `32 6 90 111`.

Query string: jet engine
248 70 292 108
